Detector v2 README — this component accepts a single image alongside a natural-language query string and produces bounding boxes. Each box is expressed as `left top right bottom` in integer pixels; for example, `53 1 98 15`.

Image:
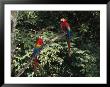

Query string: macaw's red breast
36 37 43 46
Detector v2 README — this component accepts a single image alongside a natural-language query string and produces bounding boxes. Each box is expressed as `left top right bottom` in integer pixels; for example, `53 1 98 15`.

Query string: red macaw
60 18 72 57
32 36 44 68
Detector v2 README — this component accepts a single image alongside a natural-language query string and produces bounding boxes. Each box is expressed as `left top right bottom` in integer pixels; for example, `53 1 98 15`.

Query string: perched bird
60 18 72 57
32 36 44 68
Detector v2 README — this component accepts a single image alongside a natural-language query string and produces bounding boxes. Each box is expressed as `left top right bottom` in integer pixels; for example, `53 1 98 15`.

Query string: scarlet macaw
32 36 44 67
60 18 72 57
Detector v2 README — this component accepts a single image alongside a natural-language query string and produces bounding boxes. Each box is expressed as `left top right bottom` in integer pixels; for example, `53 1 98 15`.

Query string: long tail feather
67 40 71 57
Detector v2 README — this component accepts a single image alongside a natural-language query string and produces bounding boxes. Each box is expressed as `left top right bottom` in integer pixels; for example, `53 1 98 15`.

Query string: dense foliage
11 11 100 77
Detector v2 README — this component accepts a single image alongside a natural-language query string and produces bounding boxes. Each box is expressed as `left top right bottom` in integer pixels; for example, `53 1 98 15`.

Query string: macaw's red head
36 36 43 46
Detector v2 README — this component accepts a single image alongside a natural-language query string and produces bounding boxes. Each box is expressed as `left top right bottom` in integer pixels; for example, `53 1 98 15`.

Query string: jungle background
11 11 100 77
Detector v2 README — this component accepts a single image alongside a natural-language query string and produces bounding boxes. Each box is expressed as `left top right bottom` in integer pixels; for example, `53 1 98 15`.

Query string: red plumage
36 37 43 46
60 18 70 32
